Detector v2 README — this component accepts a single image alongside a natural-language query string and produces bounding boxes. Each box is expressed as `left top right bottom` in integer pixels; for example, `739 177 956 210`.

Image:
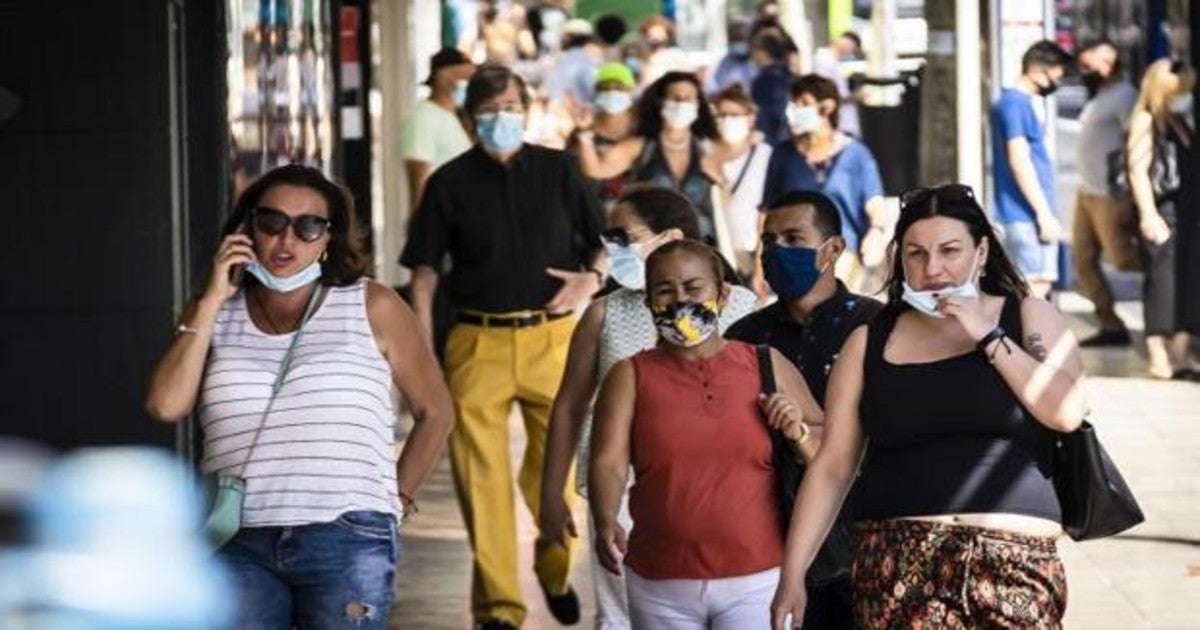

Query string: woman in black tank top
770 185 1091 629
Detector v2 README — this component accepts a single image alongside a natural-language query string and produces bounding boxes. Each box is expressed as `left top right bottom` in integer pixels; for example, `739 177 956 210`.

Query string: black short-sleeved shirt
400 144 605 313
724 282 882 404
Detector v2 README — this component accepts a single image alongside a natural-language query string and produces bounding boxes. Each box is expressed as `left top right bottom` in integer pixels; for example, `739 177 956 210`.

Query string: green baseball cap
595 62 635 89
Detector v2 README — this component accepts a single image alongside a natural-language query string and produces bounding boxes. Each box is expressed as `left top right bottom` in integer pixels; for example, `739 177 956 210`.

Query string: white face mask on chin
901 252 982 318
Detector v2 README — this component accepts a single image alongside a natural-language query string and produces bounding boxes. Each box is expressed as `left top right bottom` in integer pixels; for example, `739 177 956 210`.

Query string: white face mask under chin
901 254 982 318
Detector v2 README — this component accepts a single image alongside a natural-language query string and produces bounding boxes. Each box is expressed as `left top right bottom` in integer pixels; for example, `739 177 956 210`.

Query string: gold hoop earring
320 251 328 263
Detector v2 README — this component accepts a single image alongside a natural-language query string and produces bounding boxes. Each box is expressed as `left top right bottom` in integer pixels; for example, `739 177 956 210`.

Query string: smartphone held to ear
229 263 245 286
228 220 252 286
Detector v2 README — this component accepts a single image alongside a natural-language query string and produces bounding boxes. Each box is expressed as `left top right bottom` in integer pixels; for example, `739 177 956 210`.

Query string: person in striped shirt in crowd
145 164 454 629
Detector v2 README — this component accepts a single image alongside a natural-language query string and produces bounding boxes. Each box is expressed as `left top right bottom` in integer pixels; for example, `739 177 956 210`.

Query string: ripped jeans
219 510 397 629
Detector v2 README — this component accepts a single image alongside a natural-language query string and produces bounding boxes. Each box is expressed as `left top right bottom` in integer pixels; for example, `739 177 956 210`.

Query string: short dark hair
464 63 530 116
645 238 726 288
790 74 841 128
221 164 371 287
749 19 797 53
1021 40 1072 73
764 189 843 239
595 13 628 46
883 185 1029 312
1077 38 1122 74
712 83 756 112
634 71 718 140
616 185 702 239
839 31 862 51
751 31 790 65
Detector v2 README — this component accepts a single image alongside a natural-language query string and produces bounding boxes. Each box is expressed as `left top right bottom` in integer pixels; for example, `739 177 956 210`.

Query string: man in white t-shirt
1073 39 1140 346
400 48 475 209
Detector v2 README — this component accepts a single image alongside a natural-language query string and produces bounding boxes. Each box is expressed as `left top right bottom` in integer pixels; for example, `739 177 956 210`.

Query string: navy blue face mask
762 240 830 301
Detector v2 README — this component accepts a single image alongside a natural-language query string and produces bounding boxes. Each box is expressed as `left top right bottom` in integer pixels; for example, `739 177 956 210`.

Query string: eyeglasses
251 207 332 243
899 184 976 211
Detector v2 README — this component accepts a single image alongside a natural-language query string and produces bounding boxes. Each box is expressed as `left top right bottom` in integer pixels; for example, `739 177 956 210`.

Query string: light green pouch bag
203 474 247 548
201 287 321 550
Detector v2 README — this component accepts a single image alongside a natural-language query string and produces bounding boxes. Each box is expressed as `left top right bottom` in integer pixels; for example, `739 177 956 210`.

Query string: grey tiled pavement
387 293 1200 629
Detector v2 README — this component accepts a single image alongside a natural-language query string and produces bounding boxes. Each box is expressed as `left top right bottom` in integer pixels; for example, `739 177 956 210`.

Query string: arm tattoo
1025 333 1048 362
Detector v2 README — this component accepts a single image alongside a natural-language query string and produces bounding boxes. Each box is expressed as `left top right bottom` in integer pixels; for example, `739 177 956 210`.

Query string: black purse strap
756 344 776 395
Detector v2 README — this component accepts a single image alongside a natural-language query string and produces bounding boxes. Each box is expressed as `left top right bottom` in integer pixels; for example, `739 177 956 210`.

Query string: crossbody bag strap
756 343 776 394
234 284 324 478
729 143 759 195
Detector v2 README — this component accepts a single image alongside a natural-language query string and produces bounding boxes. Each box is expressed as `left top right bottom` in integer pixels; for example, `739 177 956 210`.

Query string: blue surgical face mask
594 90 633 115
786 103 823 136
604 240 645 290
475 111 525 155
901 251 982 318
245 259 323 293
729 41 750 57
453 80 468 107
762 240 829 301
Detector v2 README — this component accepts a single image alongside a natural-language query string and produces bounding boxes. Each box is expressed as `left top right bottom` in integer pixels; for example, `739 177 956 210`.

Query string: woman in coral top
588 238 822 629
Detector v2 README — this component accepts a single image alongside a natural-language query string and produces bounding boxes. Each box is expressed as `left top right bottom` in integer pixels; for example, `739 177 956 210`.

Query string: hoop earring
320 250 328 263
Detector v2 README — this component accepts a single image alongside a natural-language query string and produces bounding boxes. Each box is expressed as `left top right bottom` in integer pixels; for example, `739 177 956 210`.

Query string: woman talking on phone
145 165 454 628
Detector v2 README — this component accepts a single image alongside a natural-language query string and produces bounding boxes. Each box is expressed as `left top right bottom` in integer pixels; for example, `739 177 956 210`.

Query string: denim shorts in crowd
1002 220 1059 282
218 510 398 629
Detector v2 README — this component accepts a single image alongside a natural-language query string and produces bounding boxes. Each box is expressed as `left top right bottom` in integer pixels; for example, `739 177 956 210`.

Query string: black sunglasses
251 207 332 243
600 227 633 248
900 184 976 210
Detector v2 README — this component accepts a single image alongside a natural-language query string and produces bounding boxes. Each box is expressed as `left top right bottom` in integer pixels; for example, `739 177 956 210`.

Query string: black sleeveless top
855 296 1061 523
631 139 716 240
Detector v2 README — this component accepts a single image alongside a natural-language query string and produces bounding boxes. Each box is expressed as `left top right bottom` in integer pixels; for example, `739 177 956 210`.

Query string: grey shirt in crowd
1077 80 1138 196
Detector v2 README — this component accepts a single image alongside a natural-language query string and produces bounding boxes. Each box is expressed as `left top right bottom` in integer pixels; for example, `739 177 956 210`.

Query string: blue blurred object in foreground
0 445 233 629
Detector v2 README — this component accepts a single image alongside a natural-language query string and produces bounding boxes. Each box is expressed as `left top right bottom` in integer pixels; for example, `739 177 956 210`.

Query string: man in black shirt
401 64 606 630
725 189 881 629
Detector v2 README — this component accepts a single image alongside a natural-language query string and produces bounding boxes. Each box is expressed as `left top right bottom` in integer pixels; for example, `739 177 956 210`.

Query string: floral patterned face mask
652 300 720 347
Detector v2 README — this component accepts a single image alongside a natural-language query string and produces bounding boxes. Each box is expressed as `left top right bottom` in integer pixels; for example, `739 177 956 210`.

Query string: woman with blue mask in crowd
145 165 455 628
762 74 887 294
539 186 757 629
588 238 822 629
574 71 727 243
771 184 1090 629
566 62 638 211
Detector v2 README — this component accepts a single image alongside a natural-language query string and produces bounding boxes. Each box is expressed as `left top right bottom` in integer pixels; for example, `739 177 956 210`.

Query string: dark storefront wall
0 1 225 449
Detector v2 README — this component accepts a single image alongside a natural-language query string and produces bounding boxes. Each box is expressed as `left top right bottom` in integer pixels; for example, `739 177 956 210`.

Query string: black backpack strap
756 344 777 395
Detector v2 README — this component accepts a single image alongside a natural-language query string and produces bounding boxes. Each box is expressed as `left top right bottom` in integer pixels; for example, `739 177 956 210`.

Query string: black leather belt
455 310 571 328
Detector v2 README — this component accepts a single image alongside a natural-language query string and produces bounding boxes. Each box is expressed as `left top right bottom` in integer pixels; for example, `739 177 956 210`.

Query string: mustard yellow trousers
443 316 579 626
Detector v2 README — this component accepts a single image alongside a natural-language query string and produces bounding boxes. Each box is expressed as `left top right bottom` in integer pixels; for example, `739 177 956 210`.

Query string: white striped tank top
198 279 401 527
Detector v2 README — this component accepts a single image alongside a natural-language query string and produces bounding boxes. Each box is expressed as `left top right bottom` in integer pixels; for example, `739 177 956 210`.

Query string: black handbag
756 345 854 585
1051 420 1144 541
1107 113 1185 200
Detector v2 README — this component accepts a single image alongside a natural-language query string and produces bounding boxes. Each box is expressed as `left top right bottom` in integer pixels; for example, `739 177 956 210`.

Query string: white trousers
591 492 634 629
625 566 780 630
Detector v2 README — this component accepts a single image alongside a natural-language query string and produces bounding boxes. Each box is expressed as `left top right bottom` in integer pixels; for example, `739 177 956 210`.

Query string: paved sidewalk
389 299 1200 629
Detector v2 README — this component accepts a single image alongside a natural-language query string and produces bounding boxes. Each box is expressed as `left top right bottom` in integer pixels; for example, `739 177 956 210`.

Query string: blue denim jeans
218 510 398 629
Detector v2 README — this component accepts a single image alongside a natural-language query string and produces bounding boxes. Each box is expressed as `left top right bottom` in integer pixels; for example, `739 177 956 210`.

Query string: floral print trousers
851 519 1067 629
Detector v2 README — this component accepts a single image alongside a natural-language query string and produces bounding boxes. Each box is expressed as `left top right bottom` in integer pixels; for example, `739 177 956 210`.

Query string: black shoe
1079 329 1132 347
1171 368 1200 382
540 583 581 625
476 620 517 630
